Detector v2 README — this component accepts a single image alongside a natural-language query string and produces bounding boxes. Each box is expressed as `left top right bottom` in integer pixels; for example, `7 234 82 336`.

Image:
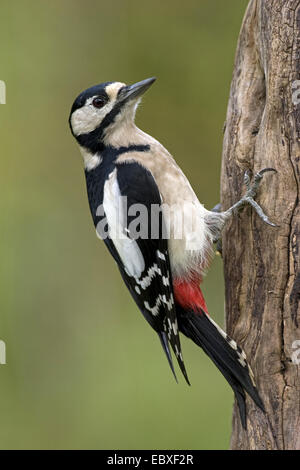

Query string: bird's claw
242 168 278 227
253 167 276 187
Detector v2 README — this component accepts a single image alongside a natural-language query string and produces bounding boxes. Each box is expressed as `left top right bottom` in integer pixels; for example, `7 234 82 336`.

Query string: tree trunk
221 0 300 450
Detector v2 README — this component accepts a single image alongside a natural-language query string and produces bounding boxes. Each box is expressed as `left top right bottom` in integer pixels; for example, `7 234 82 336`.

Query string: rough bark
221 0 300 450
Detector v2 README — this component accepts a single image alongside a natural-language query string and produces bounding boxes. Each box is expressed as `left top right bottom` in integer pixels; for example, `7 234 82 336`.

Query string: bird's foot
210 203 223 254
223 168 278 227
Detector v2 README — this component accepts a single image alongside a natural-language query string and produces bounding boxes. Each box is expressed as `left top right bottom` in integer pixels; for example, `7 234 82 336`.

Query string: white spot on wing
135 263 162 289
144 298 161 316
161 294 173 311
144 293 174 317
135 286 141 295
157 250 166 261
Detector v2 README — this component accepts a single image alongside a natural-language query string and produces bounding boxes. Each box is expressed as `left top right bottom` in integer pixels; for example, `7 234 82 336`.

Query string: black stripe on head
95 95 125 137
75 127 105 153
70 82 112 115
74 99 128 153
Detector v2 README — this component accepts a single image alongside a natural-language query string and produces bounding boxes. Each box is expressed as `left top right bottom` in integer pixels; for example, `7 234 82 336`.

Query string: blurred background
0 0 248 450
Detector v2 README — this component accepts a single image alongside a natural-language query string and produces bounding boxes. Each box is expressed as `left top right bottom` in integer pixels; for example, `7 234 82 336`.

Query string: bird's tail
178 308 265 428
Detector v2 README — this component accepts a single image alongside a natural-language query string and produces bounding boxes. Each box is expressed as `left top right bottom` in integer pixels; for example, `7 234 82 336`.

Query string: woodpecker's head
69 77 156 152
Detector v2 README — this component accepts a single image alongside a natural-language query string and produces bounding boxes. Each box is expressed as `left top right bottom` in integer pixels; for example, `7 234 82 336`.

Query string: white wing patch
103 168 145 277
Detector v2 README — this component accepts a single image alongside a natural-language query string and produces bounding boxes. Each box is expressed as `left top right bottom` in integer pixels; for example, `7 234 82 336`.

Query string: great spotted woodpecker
69 78 275 427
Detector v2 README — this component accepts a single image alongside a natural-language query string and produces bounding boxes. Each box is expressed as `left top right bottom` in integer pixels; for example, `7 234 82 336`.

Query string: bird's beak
118 77 156 103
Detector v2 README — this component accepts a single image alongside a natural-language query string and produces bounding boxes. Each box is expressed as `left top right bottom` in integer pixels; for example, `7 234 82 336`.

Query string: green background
0 0 248 450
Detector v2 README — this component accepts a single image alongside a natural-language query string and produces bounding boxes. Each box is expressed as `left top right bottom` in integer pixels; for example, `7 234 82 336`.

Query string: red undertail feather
173 278 208 314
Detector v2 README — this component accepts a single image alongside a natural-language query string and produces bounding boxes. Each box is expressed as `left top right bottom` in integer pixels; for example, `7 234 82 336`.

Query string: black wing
101 160 189 384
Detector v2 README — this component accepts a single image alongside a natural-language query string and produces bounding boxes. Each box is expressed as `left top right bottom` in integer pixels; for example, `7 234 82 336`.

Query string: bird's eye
92 97 105 108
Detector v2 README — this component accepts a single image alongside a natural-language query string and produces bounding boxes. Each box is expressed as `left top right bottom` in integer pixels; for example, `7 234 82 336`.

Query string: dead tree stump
221 0 300 450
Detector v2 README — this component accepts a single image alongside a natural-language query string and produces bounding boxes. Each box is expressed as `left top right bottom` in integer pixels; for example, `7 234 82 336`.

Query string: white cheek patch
71 95 115 136
71 82 127 138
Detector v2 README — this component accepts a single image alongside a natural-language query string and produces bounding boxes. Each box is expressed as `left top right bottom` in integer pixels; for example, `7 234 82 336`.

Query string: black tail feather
158 331 178 383
178 308 265 428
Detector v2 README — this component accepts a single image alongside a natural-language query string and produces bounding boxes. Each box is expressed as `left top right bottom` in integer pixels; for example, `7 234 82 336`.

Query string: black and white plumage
69 77 270 428
96 159 189 383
